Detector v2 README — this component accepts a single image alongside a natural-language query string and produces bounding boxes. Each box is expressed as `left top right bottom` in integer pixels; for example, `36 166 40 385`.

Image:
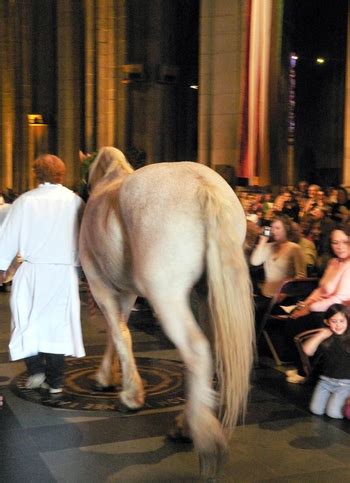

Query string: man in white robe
0 154 85 393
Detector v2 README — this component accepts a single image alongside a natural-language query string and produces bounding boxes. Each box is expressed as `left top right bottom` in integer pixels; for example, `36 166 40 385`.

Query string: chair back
258 277 319 340
294 328 324 376
277 278 319 302
257 277 319 366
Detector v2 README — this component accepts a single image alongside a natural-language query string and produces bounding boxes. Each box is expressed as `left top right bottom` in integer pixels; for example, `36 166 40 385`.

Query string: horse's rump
117 162 246 290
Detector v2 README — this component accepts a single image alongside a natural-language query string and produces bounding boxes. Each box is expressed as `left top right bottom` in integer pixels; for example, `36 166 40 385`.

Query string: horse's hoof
114 400 142 414
91 382 117 392
166 427 193 444
199 448 228 480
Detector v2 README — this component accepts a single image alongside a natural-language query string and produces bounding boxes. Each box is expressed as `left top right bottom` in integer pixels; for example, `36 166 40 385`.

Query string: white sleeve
250 243 270 266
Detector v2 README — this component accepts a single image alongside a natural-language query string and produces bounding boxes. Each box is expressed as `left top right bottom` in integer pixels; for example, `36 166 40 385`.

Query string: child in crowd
303 304 350 419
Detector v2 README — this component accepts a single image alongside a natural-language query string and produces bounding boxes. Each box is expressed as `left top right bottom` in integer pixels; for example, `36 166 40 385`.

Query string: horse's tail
198 181 255 430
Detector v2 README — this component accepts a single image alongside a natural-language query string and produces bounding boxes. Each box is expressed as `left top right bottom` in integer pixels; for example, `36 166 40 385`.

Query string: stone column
198 0 248 175
0 0 32 194
83 0 126 153
343 6 350 185
123 0 180 162
14 1 32 192
56 0 82 189
84 0 96 154
145 0 178 161
114 0 127 150
199 0 283 187
0 1 15 191
269 0 287 186
95 0 116 147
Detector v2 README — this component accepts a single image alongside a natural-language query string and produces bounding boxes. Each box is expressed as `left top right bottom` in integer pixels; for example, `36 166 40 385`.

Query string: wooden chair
293 328 324 377
257 277 319 366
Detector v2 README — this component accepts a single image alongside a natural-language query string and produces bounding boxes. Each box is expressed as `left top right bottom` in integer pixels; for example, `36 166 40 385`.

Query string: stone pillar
199 0 284 187
95 0 116 147
269 0 288 186
146 0 178 161
198 0 248 171
83 0 126 153
343 6 350 185
84 0 96 154
56 0 82 189
0 1 15 192
123 0 180 162
0 1 33 194
115 0 127 150
15 2 33 193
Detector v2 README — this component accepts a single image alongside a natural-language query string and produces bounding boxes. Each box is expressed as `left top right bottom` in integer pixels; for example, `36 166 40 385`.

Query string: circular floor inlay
11 356 185 412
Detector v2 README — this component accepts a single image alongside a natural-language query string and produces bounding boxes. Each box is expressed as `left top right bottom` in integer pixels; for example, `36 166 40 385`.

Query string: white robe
0 203 11 226
0 183 86 360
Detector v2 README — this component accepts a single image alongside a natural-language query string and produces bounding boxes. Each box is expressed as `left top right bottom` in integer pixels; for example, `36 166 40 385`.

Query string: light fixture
27 114 43 124
190 85 198 90
316 57 325 64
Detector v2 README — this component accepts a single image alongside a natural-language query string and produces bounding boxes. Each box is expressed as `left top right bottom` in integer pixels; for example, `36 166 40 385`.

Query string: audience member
302 304 350 419
273 186 290 213
280 190 300 222
315 189 332 214
304 209 335 276
296 180 309 200
330 187 350 224
290 222 317 275
262 191 274 220
285 226 350 383
250 215 307 329
300 184 320 219
325 186 338 205
294 226 350 314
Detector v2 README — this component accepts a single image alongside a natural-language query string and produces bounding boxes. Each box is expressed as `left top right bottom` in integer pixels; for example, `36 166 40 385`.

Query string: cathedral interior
2 1 350 482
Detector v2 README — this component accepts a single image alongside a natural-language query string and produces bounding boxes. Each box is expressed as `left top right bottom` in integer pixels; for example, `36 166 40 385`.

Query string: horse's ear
100 154 114 173
94 147 117 175
89 161 105 190
88 146 132 191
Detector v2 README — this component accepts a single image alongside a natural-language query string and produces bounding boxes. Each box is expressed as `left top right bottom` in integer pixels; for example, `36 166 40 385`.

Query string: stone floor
1 289 350 482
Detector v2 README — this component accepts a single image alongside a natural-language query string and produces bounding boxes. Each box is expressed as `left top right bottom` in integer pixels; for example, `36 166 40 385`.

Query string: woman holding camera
250 216 307 330
251 216 306 297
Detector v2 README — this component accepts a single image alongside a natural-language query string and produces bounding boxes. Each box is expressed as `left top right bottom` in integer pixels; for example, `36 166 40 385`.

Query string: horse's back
120 162 245 238
118 162 246 295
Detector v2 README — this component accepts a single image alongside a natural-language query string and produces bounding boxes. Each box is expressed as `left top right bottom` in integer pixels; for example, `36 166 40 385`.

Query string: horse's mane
89 147 134 190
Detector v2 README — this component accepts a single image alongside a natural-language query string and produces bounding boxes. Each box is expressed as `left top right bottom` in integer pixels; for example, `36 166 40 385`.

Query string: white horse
79 146 255 477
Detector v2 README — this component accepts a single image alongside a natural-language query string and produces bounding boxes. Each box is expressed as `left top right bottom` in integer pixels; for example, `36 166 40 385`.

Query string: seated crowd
241 181 350 417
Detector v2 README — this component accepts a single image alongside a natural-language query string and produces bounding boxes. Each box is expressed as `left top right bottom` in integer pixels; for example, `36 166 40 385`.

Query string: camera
263 226 271 238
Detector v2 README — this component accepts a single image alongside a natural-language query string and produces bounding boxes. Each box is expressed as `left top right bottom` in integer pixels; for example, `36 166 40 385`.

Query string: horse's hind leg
167 287 213 443
94 327 120 390
150 295 227 468
89 282 143 409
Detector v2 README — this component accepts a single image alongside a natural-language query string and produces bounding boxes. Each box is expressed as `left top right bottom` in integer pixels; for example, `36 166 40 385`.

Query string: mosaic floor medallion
11 356 185 412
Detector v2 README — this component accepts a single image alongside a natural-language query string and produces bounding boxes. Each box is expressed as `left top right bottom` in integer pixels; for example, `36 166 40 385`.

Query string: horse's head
88 147 134 193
